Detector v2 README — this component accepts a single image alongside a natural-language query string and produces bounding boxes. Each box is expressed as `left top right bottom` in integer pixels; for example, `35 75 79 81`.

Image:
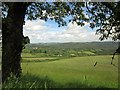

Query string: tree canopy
2 2 120 40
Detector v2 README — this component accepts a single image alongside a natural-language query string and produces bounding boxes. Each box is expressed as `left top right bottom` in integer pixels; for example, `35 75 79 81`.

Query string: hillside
22 41 119 57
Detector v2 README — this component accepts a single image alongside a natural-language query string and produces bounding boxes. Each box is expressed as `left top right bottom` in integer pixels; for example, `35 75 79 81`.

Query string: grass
3 73 108 89
21 55 118 88
22 57 59 62
2 74 61 89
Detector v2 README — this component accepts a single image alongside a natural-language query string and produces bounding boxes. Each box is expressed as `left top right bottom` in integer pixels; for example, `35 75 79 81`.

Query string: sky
23 19 111 43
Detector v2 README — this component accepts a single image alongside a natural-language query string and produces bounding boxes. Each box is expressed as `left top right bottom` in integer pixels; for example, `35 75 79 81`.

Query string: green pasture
22 55 118 88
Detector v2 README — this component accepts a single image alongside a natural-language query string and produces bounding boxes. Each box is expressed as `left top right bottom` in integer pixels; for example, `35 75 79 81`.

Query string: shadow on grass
21 58 60 63
2 74 116 89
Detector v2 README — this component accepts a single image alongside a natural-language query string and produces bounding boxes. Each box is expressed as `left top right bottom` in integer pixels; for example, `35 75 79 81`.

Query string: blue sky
23 18 111 43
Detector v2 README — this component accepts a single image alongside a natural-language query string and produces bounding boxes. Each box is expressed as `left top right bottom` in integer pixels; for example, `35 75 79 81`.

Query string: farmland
3 42 119 88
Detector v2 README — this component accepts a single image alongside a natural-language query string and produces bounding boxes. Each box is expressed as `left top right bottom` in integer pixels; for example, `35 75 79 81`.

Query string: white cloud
23 19 47 31
23 20 101 43
54 22 100 42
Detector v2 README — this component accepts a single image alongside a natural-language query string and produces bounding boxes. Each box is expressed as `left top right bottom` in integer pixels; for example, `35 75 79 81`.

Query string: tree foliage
86 2 120 41
2 2 120 40
25 2 88 27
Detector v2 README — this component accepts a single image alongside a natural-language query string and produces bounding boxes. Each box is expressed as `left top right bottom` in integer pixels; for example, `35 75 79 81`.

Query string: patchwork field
22 55 118 88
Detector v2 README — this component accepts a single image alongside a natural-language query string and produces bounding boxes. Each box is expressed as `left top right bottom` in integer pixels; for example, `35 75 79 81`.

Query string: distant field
22 57 58 62
22 55 118 88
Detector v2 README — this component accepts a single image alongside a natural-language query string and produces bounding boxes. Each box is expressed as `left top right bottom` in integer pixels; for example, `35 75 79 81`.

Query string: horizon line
29 41 118 44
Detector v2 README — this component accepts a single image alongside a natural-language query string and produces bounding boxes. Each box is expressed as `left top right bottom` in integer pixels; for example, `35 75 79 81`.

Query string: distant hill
26 41 118 50
24 41 118 55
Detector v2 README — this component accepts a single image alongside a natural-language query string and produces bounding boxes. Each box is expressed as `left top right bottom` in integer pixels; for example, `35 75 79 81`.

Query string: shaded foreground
2 74 111 89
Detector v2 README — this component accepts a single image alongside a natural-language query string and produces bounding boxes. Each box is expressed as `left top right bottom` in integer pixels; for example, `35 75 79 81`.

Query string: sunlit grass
22 55 118 88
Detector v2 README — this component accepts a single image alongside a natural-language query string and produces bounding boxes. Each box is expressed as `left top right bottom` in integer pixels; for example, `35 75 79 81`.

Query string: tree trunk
2 2 29 82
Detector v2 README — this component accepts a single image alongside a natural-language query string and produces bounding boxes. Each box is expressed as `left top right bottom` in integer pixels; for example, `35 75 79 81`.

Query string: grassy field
21 55 118 88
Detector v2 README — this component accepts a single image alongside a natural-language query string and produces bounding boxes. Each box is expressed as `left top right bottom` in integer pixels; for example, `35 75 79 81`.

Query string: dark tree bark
2 2 29 82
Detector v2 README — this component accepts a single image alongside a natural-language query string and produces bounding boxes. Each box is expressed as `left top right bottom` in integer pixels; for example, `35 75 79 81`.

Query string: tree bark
2 2 29 82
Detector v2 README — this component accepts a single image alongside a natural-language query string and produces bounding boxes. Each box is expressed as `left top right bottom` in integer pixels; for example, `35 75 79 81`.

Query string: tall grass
2 74 60 89
2 74 109 89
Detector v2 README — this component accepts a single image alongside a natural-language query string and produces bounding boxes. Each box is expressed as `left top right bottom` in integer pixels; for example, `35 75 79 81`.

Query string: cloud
53 22 100 42
23 19 47 31
23 20 101 43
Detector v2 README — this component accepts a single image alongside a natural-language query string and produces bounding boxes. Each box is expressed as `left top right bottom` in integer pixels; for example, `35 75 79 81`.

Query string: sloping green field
22 55 118 88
